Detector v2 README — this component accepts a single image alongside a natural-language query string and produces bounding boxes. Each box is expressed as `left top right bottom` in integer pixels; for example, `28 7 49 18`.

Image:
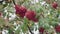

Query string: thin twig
13 0 15 5
27 25 34 34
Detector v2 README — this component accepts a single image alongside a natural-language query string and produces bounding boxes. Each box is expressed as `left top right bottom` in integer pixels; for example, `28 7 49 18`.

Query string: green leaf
21 24 28 33
43 23 50 29
21 18 28 33
8 28 14 34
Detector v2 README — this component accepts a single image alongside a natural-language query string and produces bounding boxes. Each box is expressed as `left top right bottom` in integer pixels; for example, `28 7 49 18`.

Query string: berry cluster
15 4 38 22
15 1 59 34
52 2 58 9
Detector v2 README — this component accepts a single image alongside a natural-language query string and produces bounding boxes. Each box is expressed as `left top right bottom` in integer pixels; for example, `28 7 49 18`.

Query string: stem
13 0 15 5
27 25 34 34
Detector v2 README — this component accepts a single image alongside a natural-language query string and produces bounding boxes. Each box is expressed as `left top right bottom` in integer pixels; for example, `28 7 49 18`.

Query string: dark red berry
15 4 27 18
0 12 1 16
25 10 36 20
32 18 38 22
55 25 60 32
0 12 2 17
25 10 38 22
52 2 58 9
39 27 45 34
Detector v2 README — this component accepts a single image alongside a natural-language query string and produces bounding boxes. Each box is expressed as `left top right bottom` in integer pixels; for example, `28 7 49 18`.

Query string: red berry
15 4 27 18
0 12 1 16
25 10 38 22
55 25 60 32
32 18 38 22
25 10 36 20
39 27 45 34
0 12 2 17
52 2 58 9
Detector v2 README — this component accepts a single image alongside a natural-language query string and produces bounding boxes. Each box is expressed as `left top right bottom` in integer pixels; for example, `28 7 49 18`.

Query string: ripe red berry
15 4 27 18
32 18 38 22
52 2 58 9
0 12 1 16
0 12 2 17
55 25 60 32
39 27 45 34
25 10 38 22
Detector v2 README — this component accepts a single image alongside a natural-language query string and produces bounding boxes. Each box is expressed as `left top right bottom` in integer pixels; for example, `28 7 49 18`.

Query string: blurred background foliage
0 0 60 34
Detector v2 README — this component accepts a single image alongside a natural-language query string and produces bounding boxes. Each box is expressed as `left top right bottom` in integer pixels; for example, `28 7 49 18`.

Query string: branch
27 25 34 34
13 0 15 5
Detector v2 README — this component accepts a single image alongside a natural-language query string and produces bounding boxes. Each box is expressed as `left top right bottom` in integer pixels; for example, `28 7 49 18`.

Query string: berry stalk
13 0 15 5
27 25 34 34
